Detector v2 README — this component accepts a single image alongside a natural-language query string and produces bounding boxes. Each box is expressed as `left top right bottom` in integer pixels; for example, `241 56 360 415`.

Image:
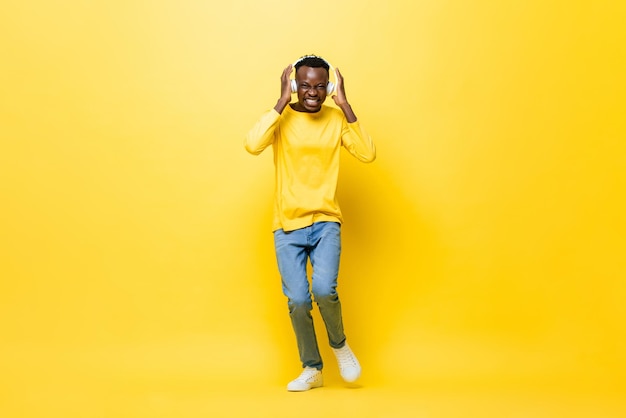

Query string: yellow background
1 1 625 417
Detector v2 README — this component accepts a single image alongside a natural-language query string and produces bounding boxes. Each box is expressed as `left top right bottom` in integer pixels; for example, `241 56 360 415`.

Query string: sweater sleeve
244 109 280 155
341 120 376 163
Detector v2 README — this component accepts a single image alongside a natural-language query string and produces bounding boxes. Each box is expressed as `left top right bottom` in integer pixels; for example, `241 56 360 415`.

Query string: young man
244 55 376 391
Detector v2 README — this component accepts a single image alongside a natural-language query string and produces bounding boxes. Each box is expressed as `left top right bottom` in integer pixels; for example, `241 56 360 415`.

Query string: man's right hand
274 64 293 114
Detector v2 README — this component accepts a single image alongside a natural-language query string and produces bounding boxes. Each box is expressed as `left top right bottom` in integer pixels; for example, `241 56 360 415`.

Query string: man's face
293 66 329 113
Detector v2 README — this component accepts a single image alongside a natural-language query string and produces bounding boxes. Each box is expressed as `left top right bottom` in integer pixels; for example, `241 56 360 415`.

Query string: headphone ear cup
291 79 297 93
326 81 335 95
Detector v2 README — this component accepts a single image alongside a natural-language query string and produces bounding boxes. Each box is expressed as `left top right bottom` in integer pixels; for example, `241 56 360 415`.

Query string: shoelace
335 347 358 367
296 369 319 382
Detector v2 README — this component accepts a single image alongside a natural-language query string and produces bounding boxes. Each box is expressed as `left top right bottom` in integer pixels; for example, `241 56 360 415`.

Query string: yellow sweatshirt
245 104 376 232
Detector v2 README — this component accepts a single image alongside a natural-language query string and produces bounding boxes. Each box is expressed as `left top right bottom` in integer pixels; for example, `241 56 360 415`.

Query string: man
244 55 376 391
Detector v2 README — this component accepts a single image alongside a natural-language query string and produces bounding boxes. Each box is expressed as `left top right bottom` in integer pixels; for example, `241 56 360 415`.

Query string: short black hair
294 55 330 74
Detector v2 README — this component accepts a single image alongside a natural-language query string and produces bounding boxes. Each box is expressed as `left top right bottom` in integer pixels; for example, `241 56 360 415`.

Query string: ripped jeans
273 221 347 370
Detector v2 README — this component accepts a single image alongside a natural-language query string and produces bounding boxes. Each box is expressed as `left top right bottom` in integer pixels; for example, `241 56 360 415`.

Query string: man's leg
308 222 346 349
274 227 323 370
309 222 361 383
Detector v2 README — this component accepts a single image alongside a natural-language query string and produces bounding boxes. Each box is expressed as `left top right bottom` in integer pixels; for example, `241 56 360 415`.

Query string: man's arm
333 68 375 162
342 120 376 163
245 64 293 155
244 110 279 155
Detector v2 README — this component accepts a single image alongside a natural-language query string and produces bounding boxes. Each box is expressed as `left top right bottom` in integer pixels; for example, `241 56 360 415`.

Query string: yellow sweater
245 104 376 232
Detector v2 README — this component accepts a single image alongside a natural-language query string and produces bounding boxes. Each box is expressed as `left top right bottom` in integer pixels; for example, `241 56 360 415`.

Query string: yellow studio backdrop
1 1 625 417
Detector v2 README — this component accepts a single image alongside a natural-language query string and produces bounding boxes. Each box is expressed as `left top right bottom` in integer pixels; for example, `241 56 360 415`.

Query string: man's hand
274 64 293 114
332 68 357 122
331 67 348 106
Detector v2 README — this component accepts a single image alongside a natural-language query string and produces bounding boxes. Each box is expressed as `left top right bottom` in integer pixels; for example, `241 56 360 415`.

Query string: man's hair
294 55 330 74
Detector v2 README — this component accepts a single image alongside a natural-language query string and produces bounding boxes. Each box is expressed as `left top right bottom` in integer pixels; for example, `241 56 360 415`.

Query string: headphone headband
293 55 334 71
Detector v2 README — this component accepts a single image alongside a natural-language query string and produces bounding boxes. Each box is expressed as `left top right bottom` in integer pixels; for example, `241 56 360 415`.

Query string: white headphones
290 55 336 95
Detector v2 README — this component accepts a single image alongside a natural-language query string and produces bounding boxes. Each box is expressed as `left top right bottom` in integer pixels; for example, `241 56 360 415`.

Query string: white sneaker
332 342 361 382
287 367 323 391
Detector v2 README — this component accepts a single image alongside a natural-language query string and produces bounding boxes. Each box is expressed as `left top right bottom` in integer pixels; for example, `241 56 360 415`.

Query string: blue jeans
273 221 347 370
